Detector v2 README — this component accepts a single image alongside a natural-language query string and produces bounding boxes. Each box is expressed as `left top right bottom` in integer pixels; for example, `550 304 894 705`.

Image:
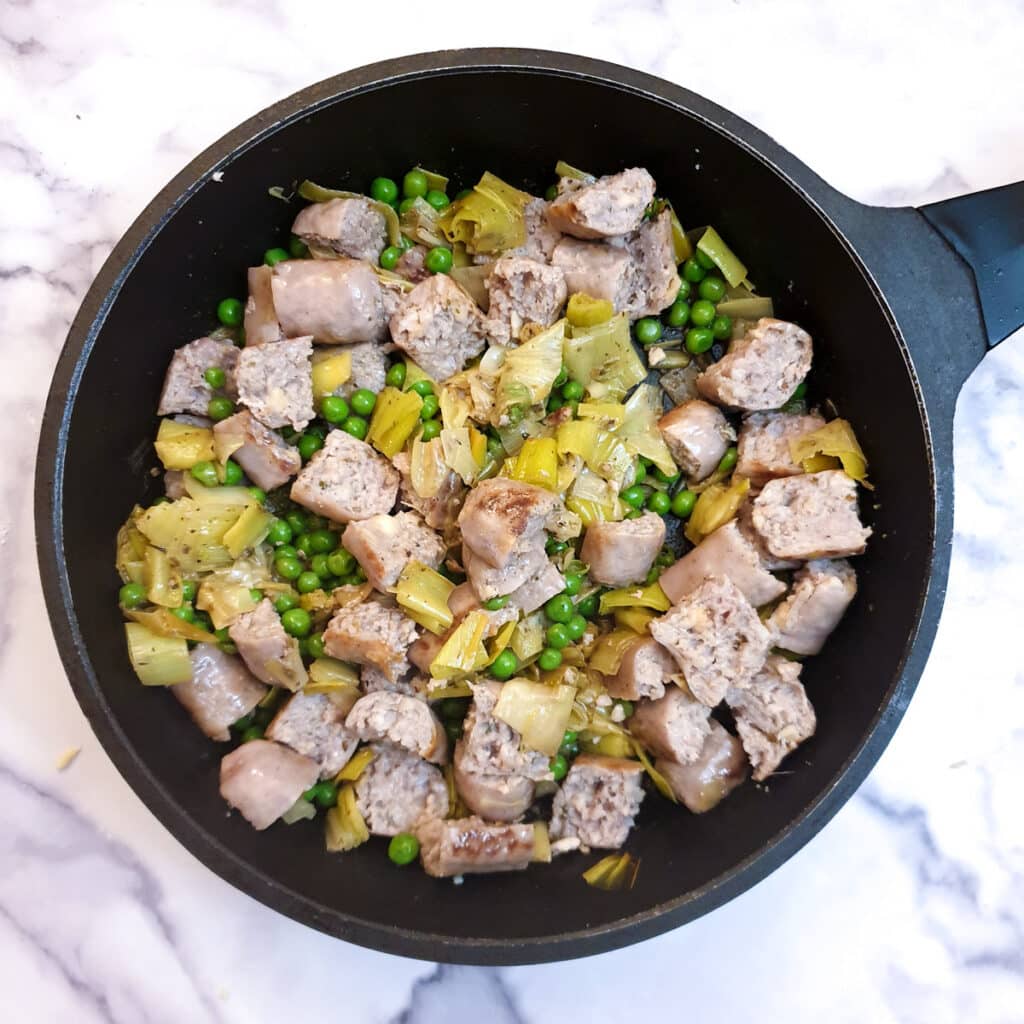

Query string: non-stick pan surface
35 50 1020 964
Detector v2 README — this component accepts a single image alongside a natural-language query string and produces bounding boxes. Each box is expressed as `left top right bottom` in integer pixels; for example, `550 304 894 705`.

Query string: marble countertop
3 2 1023 1020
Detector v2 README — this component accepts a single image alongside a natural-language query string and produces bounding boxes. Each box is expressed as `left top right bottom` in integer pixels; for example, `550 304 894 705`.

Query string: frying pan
35 49 1023 965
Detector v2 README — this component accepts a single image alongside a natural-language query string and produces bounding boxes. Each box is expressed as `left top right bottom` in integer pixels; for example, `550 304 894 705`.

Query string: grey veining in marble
2 1 1022 1021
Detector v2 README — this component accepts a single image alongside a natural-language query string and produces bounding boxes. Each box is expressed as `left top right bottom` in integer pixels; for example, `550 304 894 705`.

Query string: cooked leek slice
440 427 480 485
153 418 214 471
142 546 183 608
397 561 455 635
439 172 533 254
484 619 518 666
430 610 489 679
409 437 448 499
566 467 622 525
667 203 692 263
789 418 871 486
505 436 558 490
579 729 634 758
564 314 645 402
450 264 490 308
443 763 470 819
124 623 192 686
310 350 352 399
493 679 577 756
532 822 552 863
137 492 253 574
297 180 401 246
685 475 751 544
222 504 274 557
566 293 614 328
696 226 748 287
510 611 547 662
588 628 643 676
366 386 423 458
400 196 448 249
599 581 671 615
576 402 625 428
307 656 361 697
554 160 594 181
116 506 148 584
324 784 370 852
556 422 632 488
495 319 565 419
412 166 449 192
613 607 656 633
618 384 677 476
335 746 375 783
124 608 217 644
715 293 774 319
582 852 640 891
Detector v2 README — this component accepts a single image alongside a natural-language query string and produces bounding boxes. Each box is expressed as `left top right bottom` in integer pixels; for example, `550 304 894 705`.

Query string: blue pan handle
920 181 1024 347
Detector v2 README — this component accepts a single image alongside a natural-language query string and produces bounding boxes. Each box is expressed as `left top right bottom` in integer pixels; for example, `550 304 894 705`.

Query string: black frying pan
35 50 1023 965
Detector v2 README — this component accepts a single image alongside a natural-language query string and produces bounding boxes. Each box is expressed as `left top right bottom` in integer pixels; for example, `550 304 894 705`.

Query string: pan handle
920 181 1024 347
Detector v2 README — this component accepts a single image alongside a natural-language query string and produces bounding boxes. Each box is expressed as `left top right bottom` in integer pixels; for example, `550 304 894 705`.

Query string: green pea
419 394 440 420
118 582 146 609
791 380 808 402
388 832 420 866
425 189 450 211
671 489 697 518
247 588 263 604
647 491 671 515
690 299 717 328
563 573 583 597
294 532 314 557
402 170 429 198
307 529 336 554
216 297 244 327
207 396 235 421
576 593 599 619
275 554 303 581
320 395 350 424
538 647 563 671
190 461 219 487
554 364 569 388
305 779 337 808
386 363 407 389
616 699 635 718
664 299 690 328
559 731 580 759
171 604 195 623
297 433 323 461
370 176 399 204
241 725 265 743
544 184 559 202
634 317 663 345
685 328 714 355
296 571 321 594
561 379 585 402
341 416 368 440
620 485 646 508
506 404 525 426
288 234 309 259
550 754 569 781
281 607 311 637
682 257 707 283
487 435 504 459
399 196 416 214
695 248 716 270
711 314 733 341
284 510 307 535
264 247 290 267
310 553 331 579
222 459 243 486
676 280 692 302
326 549 355 577
656 547 675 567
349 389 377 417
379 246 402 270
546 623 571 649
489 649 518 681
545 538 568 556
203 366 226 389
247 487 266 504
483 595 508 611
420 419 441 441
624 508 643 519
425 246 453 274
544 594 574 624
179 580 198 603
698 275 727 303
565 613 588 641
410 379 434 398
718 447 738 474
653 466 680 486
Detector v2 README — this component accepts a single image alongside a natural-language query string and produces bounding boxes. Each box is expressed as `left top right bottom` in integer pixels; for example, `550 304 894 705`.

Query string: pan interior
55 68 932 950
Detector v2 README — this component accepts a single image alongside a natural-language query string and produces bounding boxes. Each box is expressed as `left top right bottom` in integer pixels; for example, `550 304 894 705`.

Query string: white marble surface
3 1 1023 1020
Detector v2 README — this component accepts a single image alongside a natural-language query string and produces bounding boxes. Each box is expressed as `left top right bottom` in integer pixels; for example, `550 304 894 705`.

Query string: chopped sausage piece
219 740 319 830
658 399 736 482
658 520 787 608
736 411 827 486
392 450 466 538
409 629 445 675
447 581 481 620
290 429 399 523
388 274 489 381
417 816 537 877
655 720 748 813
464 540 548 600
498 197 563 264
549 754 646 849
235 336 315 431
768 559 857 655
650 575 771 707
751 470 871 560
354 743 447 837
603 635 678 701
228 598 308 691
736 498 800 571
266 691 359 778
164 470 187 499
507 559 566 614
342 511 446 592
271 258 387 344
395 244 430 283
157 336 239 417
547 168 655 239
551 237 634 310
291 197 387 263
360 664 428 700
346 690 448 764
244 266 282 347
323 599 418 681
484 256 568 345
697 318 813 411
579 512 665 587
726 655 816 781
620 210 682 317
213 410 301 491
460 682 551 781
453 741 536 823
173 644 267 741
628 685 712 764
458 478 561 568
